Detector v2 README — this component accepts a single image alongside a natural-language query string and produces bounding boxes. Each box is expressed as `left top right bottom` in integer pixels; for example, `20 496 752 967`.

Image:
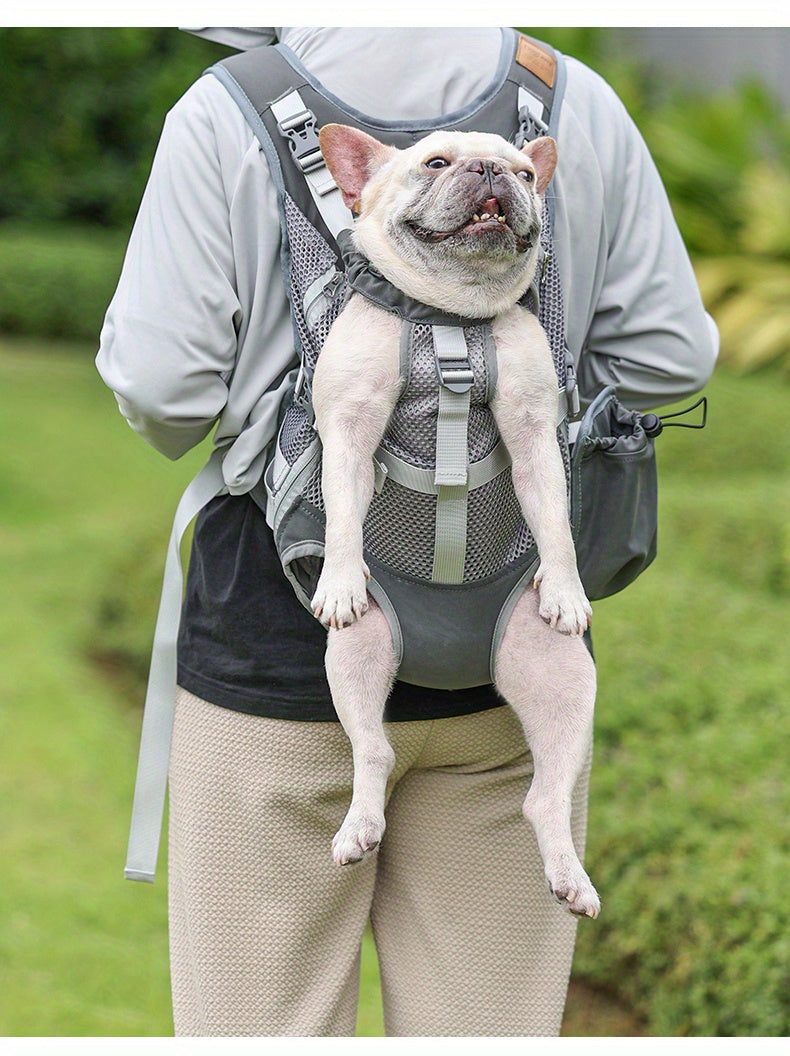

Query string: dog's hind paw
545 856 601 919
332 811 385 866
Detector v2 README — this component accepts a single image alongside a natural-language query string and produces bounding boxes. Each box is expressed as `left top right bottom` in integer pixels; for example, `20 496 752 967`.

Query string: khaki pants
168 687 591 1037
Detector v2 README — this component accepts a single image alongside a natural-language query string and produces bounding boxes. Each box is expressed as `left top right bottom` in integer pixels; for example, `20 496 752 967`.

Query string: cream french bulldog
311 124 599 918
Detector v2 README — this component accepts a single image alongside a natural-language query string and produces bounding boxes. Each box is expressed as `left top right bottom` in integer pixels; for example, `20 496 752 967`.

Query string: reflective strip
268 436 322 537
303 266 341 331
125 447 228 883
270 90 353 238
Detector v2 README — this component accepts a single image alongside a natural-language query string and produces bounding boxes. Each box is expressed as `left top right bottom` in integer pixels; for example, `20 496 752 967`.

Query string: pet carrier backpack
125 31 677 882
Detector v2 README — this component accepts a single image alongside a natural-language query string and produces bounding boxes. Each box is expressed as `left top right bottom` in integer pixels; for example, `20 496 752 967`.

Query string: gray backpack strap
507 38 578 423
210 31 567 253
268 89 354 238
507 33 566 146
124 447 229 882
431 325 476 583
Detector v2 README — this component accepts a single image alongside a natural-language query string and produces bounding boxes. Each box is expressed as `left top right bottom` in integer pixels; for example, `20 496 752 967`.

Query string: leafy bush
633 82 790 374
0 222 127 341
0 28 229 228
532 29 790 375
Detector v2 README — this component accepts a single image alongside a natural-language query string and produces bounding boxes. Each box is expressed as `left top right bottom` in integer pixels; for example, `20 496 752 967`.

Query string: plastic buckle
516 106 550 147
436 357 475 394
276 108 324 174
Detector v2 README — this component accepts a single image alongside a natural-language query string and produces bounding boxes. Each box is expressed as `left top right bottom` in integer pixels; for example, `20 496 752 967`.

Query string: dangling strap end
125 869 155 884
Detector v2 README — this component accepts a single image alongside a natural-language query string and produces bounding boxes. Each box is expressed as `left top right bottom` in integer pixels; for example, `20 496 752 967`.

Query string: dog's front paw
311 561 370 629
533 565 592 636
332 810 385 866
545 853 601 919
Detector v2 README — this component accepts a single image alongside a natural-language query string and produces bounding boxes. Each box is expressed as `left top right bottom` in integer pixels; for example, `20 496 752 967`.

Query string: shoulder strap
206 31 567 253
508 33 563 145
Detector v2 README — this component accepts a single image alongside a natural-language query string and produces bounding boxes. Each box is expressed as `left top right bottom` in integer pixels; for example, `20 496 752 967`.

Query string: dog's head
319 125 557 319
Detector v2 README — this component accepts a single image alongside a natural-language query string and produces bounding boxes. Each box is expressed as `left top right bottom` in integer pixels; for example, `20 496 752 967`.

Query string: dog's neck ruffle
336 228 494 328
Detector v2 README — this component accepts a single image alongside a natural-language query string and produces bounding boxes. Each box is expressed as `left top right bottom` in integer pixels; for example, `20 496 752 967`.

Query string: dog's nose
465 158 504 178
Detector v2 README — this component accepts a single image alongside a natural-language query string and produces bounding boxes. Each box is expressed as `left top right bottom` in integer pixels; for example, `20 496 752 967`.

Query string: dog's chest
361 319 536 584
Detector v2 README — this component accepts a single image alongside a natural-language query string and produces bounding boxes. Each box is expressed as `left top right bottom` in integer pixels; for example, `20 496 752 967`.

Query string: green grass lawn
0 337 385 1037
0 337 787 1036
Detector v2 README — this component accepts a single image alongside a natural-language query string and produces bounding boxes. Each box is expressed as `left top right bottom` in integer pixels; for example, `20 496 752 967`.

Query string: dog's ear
319 124 396 212
520 136 557 196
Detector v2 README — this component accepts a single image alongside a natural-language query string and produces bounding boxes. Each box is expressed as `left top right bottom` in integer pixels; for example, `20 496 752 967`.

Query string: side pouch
253 400 326 611
571 386 657 601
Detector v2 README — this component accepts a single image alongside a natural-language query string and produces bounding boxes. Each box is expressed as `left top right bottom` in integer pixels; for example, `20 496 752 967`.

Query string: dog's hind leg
325 598 399 866
494 587 600 918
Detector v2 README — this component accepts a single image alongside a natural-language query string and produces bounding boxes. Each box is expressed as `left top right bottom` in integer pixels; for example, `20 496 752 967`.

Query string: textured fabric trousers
168 686 592 1037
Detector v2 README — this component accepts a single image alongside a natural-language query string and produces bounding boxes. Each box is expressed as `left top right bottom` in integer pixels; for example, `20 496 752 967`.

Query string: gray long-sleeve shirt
97 27 717 495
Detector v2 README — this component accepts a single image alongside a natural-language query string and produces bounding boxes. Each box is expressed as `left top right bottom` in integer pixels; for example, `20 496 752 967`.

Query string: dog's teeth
497 215 506 223
480 212 490 220
473 214 481 222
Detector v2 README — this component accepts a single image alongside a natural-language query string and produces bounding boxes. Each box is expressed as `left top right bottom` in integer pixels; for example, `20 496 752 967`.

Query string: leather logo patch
516 36 556 88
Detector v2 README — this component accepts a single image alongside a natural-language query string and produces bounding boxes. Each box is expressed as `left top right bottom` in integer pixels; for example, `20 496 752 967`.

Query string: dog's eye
424 157 451 170
519 169 535 183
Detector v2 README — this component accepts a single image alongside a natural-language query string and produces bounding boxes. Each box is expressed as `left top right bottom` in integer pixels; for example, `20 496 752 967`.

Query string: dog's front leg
311 298 402 628
491 307 591 636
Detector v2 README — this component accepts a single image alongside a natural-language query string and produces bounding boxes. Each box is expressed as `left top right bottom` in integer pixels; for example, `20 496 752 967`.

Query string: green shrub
0 28 229 228
0 222 126 342
533 29 790 375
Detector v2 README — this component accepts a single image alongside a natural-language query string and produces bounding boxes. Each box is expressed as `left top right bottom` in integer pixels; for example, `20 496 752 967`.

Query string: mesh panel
381 323 499 470
301 462 325 512
467 407 501 464
557 424 571 504
283 194 347 370
279 406 314 465
362 472 536 584
464 472 535 580
364 481 438 580
538 202 567 385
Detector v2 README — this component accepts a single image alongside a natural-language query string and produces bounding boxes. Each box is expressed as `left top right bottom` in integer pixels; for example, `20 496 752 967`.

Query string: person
96 27 718 1037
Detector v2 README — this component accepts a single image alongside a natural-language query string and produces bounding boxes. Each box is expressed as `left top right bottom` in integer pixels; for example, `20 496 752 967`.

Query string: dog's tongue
484 197 499 215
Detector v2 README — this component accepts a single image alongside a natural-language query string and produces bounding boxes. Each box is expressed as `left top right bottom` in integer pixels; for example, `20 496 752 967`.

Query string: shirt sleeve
574 71 719 410
96 77 246 460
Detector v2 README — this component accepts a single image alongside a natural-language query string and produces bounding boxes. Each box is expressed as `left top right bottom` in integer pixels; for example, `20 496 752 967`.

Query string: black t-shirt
177 494 504 721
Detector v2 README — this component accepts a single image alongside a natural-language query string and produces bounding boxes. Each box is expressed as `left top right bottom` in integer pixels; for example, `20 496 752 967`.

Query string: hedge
0 28 229 228
0 222 126 343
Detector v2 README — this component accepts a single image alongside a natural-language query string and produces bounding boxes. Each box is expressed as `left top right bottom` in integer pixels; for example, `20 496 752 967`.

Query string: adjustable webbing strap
125 447 228 882
431 326 475 583
270 89 353 238
375 438 511 496
432 485 469 583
